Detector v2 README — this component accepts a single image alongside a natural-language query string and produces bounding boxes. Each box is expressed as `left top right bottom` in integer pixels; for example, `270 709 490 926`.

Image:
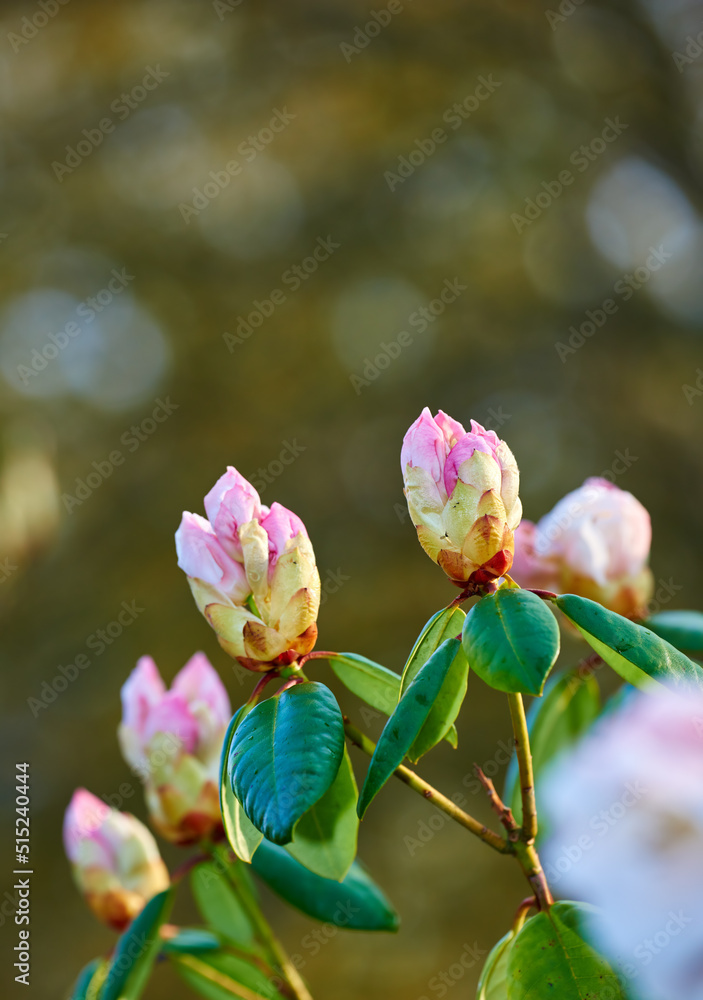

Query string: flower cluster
65 467 325 933
63 416 665 962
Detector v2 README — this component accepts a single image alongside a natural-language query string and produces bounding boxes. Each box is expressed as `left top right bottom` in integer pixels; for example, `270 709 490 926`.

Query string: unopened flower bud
401 408 522 586
63 789 169 931
118 653 231 845
512 477 653 617
176 467 320 668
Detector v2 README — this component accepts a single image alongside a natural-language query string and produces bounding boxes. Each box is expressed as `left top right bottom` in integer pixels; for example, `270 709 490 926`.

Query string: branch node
343 720 510 855
473 764 519 835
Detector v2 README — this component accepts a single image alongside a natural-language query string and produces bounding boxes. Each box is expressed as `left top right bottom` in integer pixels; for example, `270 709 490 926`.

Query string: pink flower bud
204 467 262 560
63 789 169 931
401 408 522 586
118 654 231 845
260 502 310 576
511 478 653 617
541 687 703 1000
175 513 250 606
176 468 320 668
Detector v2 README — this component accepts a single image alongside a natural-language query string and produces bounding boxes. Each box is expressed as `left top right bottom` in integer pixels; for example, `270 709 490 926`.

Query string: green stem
512 897 536 935
506 694 554 910
507 693 538 842
513 840 554 911
473 765 520 841
445 579 496 609
343 720 511 854
218 850 314 1000
170 851 211 883
297 650 338 667
247 672 278 706
344 715 555 909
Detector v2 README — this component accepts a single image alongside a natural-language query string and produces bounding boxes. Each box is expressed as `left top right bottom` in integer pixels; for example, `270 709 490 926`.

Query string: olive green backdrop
1 0 702 997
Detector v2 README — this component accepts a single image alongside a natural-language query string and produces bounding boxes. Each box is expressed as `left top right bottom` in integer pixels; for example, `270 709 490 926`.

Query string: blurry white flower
541 686 703 1000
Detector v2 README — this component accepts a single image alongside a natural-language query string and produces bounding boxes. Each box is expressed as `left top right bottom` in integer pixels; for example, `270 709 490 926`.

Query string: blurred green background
1 0 703 996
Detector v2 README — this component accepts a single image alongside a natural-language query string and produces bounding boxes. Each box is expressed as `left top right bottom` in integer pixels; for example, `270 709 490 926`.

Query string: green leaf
407 642 469 763
445 726 458 748
100 889 174 1000
228 682 345 845
398 600 467 760
462 590 560 696
504 670 600 824
327 649 458 747
477 930 513 999
69 958 107 1000
507 901 627 999
251 839 399 931
220 709 263 863
357 638 462 817
327 653 402 715
286 745 359 880
171 951 283 1000
224 795 264 865
400 606 466 692
644 609 703 652
161 929 222 954
191 862 255 945
555 594 703 692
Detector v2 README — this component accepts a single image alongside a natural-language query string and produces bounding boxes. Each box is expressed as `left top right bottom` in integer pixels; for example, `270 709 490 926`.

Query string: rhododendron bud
176 467 320 668
401 408 522 586
511 477 653 617
175 512 250 610
118 653 231 845
541 687 703 1000
63 789 169 931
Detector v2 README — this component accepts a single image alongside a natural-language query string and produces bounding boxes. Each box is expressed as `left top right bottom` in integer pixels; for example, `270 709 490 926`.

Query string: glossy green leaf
400 606 466 693
171 951 283 1000
556 594 703 692
504 670 600 824
229 682 345 844
161 929 221 954
69 958 107 1000
398 601 466 756
463 590 560 695
477 930 513 999
191 862 254 945
101 888 174 1000
327 649 458 747
327 653 402 715
251 839 399 931
644 609 703 652
507 901 627 999
287 745 359 880
357 638 461 817
407 642 469 763
220 708 263 863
